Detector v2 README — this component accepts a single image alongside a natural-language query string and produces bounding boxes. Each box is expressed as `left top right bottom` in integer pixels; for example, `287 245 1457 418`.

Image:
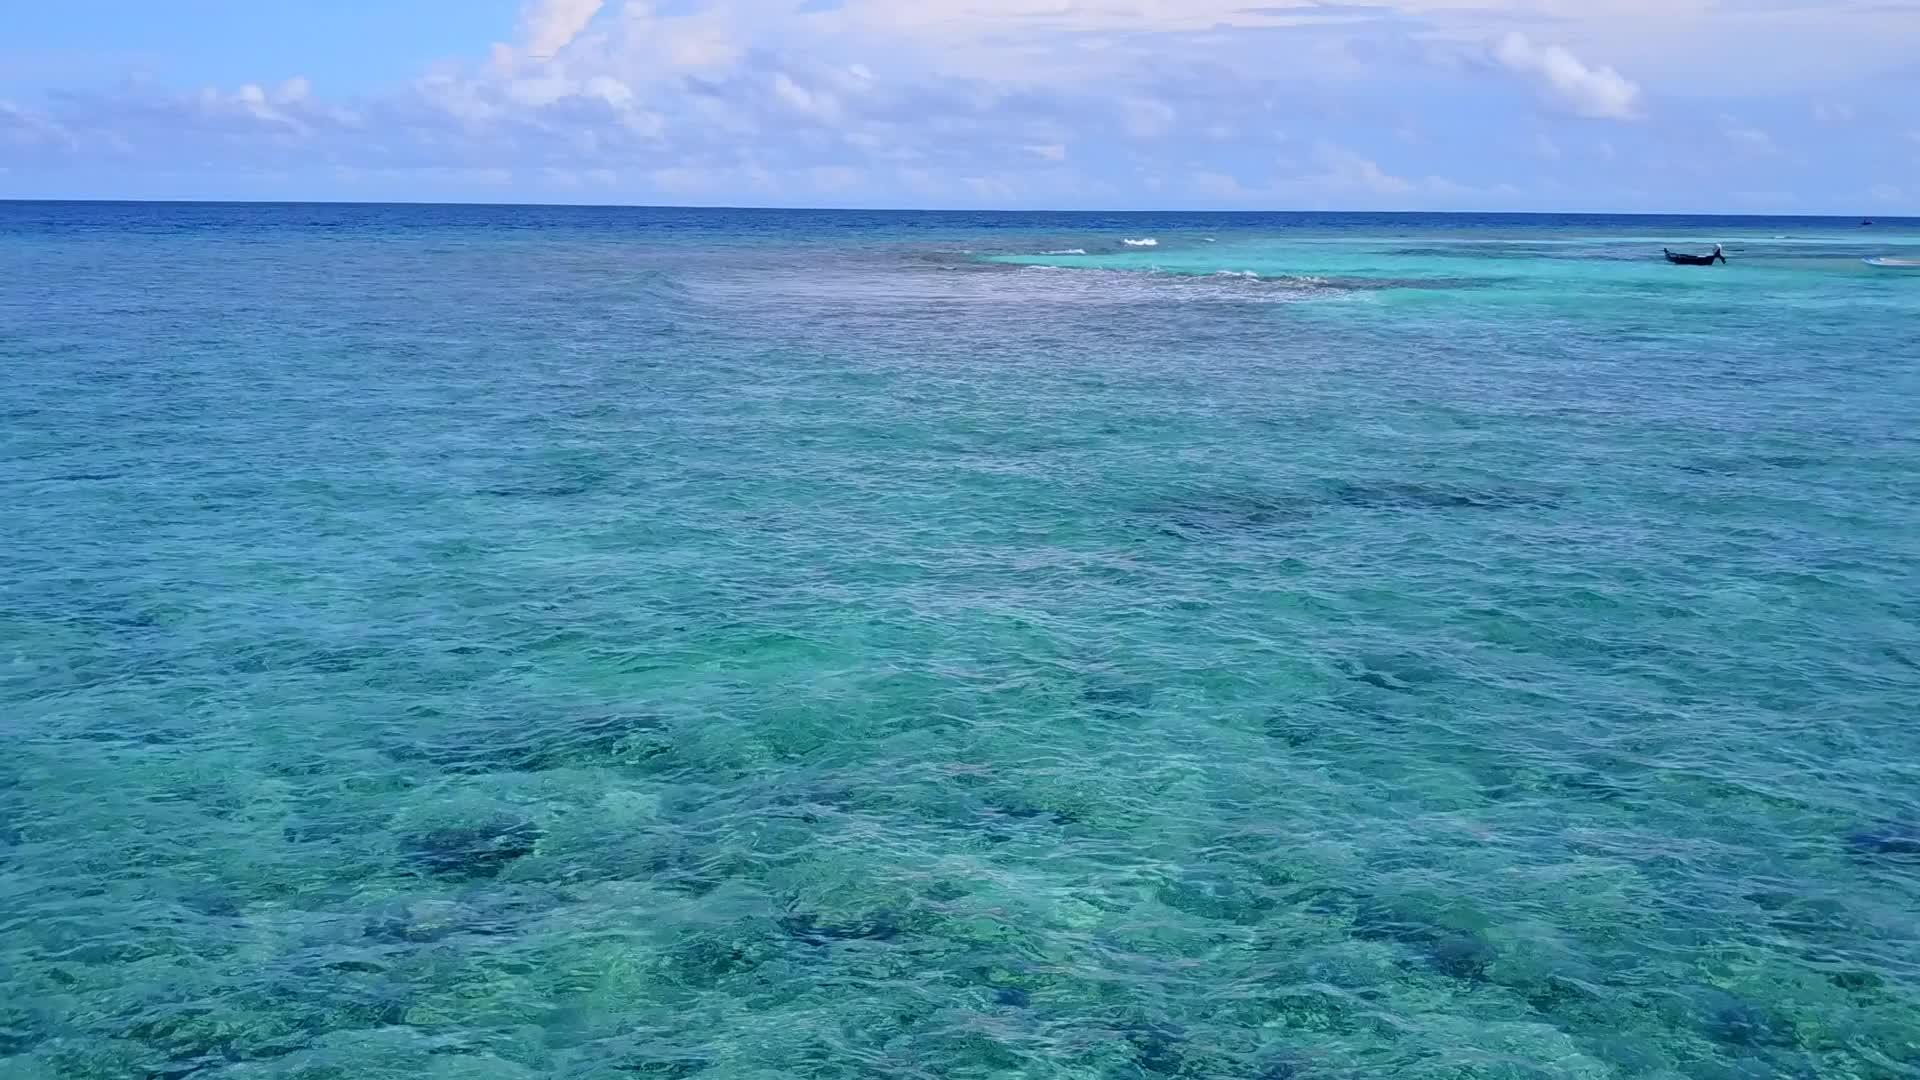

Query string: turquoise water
3 203 1919 1079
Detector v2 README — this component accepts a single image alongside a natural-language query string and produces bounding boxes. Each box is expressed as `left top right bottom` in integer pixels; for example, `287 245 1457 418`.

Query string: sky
1 0 1916 211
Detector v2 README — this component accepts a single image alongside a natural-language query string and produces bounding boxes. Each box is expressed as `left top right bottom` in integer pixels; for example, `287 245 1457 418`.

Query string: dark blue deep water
3 202 1919 1079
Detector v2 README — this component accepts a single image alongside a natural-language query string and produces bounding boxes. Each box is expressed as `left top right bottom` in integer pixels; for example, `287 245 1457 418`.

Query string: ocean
2 202 1918 1079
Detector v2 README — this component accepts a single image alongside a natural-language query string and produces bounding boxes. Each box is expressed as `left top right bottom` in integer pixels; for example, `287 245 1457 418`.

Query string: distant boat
1664 244 1726 266
1862 220 1874 226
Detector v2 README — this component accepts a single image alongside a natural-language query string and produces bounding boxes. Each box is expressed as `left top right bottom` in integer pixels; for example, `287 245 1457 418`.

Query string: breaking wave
1000 263 1372 305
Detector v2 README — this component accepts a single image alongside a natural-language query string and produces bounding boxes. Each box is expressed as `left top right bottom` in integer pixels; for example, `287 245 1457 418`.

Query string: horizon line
0 197 1907 220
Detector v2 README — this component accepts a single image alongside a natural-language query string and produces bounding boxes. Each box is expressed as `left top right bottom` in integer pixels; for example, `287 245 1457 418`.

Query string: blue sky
2 0 1916 211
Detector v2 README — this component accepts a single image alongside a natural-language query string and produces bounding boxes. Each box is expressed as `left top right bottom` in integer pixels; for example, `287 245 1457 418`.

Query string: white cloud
1178 143 1509 209
419 62 662 138
10 0 1913 211
175 78 357 135
416 72 501 126
521 0 607 59
584 75 633 109
814 0 1740 40
229 83 305 126
830 0 1369 37
771 0 1920 103
0 100 76 148
1121 97 1175 137
505 73 574 107
1721 121 1778 155
772 73 841 122
1494 33 1640 120
1191 170 1251 199
620 108 666 137
1304 144 1414 196
664 26 741 71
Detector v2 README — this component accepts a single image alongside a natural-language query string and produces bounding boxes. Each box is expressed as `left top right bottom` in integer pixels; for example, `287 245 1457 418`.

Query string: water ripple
2 204 1919 1079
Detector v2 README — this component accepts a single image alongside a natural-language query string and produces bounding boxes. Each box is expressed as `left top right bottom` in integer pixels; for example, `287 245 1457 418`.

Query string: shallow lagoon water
2 204 1919 1079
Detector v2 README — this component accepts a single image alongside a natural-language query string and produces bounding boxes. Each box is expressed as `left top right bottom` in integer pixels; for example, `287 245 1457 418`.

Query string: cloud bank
1494 33 1640 120
0 0 1913 211
520 0 608 60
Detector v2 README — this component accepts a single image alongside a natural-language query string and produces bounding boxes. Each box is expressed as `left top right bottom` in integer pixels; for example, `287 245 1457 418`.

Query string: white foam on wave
1122 238 1159 247
989 263 1368 307
1865 257 1920 267
1042 248 1089 256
